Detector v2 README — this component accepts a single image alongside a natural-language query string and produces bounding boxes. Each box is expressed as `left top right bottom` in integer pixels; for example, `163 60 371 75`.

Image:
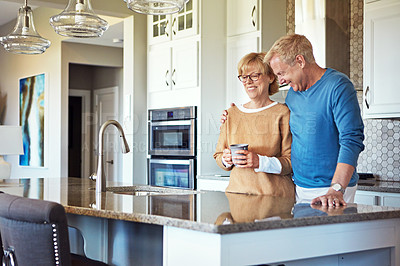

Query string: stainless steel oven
148 106 197 189
148 106 196 156
148 158 195 189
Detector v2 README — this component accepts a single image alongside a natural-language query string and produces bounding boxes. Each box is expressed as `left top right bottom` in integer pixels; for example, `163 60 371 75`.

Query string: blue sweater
285 68 365 188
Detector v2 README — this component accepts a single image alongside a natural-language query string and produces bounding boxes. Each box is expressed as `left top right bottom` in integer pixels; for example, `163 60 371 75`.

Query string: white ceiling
0 0 124 48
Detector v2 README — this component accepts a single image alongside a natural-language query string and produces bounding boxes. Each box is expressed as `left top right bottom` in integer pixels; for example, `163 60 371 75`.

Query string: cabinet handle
172 69 176 85
165 20 169 37
172 17 177 35
251 5 256 27
165 70 169 86
106 160 114 165
365 86 370 109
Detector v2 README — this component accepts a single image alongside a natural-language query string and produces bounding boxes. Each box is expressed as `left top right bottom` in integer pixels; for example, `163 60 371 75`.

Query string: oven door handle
150 120 193 126
149 158 193 165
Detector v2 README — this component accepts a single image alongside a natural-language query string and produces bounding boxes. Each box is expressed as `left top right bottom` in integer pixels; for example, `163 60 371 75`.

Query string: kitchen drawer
355 190 400 207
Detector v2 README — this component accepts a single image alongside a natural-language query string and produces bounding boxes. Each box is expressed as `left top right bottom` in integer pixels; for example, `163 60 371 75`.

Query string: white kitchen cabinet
381 193 400 208
147 43 172 92
355 190 400 207
196 176 229 192
147 39 198 93
227 0 259 36
172 40 199 90
226 0 287 106
363 0 400 118
354 190 380 205
148 0 198 45
226 33 259 106
148 14 170 44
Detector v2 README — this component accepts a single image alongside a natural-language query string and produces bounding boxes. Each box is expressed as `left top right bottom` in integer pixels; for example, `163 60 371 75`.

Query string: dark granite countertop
198 174 400 193
357 180 400 193
1 177 400 234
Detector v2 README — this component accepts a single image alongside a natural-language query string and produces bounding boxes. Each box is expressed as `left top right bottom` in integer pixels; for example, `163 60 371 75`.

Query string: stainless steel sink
106 185 200 196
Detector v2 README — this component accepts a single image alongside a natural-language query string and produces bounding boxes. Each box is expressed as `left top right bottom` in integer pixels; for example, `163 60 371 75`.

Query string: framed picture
19 73 47 168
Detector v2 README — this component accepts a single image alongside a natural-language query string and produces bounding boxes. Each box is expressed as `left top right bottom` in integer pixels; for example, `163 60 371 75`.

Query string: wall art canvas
19 73 46 167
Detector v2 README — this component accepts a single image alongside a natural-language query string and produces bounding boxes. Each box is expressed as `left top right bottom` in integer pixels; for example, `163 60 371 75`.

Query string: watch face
331 183 345 194
332 183 341 191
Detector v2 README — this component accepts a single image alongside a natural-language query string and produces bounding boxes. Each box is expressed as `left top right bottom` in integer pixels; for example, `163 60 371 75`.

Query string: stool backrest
0 192 71 266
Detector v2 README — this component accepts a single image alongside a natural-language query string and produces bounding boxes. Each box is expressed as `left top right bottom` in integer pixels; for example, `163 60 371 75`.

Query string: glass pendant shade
126 0 188 15
50 0 109 38
0 5 51 55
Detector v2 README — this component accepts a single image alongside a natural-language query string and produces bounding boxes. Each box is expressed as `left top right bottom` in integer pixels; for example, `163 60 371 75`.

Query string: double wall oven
148 106 197 189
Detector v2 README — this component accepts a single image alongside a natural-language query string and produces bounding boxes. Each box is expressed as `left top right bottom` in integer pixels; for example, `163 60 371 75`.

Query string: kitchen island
1 177 400 266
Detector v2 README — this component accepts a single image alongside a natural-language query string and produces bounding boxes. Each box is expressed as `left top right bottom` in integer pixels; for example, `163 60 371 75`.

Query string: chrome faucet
90 120 130 193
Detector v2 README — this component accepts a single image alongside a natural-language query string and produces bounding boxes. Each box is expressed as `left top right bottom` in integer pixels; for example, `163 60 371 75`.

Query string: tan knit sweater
213 104 294 198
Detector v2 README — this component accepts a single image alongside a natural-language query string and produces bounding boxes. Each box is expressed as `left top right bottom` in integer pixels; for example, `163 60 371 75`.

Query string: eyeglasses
238 73 262 83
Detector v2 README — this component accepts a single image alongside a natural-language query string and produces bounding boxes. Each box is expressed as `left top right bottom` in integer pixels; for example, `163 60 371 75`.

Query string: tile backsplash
287 0 400 181
358 119 400 181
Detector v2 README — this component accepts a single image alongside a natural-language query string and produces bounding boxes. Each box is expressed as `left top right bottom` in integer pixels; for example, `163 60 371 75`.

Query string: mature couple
214 34 365 206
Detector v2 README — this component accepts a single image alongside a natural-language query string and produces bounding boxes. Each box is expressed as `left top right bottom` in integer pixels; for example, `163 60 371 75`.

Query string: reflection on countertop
1 177 400 235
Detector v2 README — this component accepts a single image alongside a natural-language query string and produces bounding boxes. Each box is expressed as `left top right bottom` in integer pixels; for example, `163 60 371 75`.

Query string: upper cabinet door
172 40 199 90
363 0 400 118
227 0 259 36
148 14 171 45
172 0 198 40
148 0 198 45
147 39 198 93
148 44 172 92
226 34 259 106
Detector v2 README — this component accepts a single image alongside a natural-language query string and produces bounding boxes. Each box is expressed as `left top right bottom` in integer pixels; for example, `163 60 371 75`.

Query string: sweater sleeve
277 109 292 175
332 80 365 167
213 118 233 171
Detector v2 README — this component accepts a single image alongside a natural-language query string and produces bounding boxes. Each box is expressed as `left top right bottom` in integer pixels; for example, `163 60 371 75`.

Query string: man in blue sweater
221 34 364 206
264 34 364 206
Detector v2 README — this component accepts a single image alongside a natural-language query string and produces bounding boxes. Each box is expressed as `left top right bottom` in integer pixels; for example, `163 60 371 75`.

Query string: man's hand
220 103 236 124
311 163 353 207
233 150 259 169
311 189 346 207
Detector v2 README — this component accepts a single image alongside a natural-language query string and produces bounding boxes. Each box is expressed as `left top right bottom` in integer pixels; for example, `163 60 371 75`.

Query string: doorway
68 96 82 177
69 89 91 178
68 63 122 181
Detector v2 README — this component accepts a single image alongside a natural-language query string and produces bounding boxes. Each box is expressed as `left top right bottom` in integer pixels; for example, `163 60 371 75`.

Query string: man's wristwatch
330 183 346 194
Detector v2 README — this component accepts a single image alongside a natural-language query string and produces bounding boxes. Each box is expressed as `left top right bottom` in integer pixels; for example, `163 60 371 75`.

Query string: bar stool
0 192 107 266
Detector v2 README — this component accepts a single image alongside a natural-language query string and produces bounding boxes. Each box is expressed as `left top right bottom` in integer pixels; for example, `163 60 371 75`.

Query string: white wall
198 0 227 177
122 15 148 185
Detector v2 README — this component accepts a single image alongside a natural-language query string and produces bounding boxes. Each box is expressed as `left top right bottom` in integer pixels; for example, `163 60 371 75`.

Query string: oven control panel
149 106 196 121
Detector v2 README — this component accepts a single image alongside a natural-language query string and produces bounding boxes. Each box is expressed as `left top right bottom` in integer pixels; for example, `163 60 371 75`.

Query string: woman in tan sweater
214 52 294 198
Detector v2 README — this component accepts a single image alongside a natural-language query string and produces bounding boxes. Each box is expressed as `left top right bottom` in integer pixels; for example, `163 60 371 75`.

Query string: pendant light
125 0 189 15
50 0 109 38
0 0 51 55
